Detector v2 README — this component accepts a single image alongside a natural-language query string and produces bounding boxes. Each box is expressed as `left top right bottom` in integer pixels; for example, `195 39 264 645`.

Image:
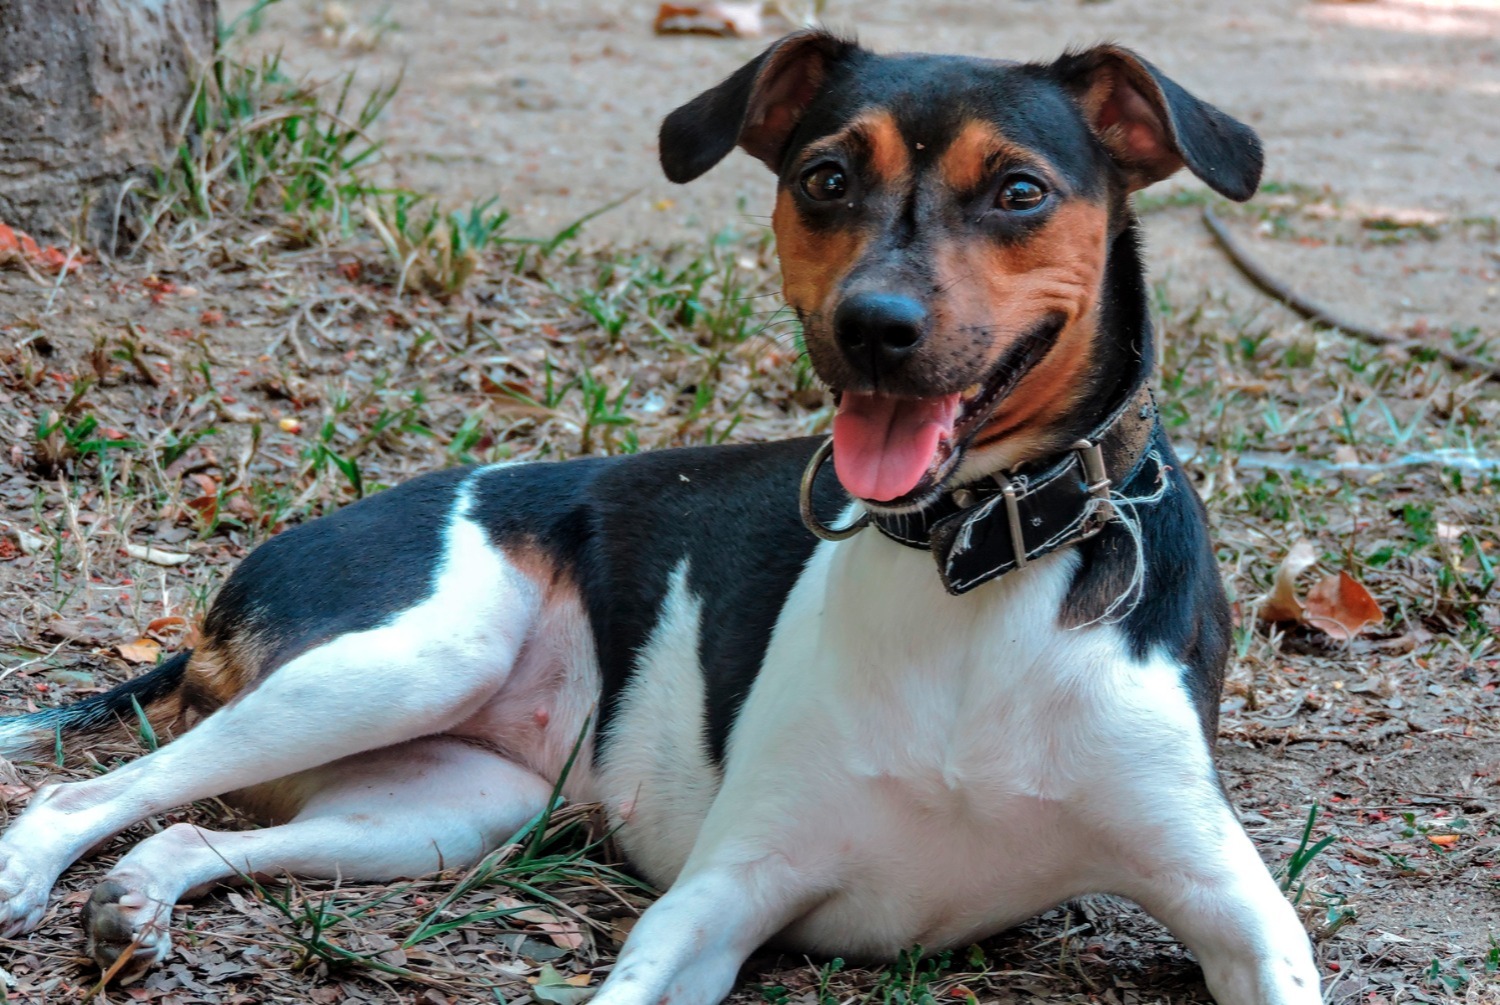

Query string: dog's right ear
660 29 857 184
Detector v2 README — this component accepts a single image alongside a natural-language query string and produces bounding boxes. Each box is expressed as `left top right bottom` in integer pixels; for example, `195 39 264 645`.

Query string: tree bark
0 0 216 251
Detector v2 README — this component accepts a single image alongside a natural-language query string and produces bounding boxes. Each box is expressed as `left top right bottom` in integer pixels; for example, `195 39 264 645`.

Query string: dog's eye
800 165 848 202
996 177 1047 212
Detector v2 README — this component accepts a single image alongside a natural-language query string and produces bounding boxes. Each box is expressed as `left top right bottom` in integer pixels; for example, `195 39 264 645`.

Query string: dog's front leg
595 854 821 1005
1127 812 1323 1005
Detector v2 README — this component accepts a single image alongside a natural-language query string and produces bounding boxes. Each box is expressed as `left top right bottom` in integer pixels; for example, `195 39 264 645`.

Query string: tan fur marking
799 109 910 186
855 109 909 184
144 687 188 740
225 774 323 825
929 201 1111 457
773 188 866 319
939 121 1032 193
504 541 574 593
185 633 272 708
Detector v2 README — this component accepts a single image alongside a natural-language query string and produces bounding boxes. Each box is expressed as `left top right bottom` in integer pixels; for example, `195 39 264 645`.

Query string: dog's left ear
660 29 858 184
1052 46 1263 202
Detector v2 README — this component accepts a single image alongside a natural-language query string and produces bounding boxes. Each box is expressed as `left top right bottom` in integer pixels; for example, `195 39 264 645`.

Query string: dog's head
660 31 1262 510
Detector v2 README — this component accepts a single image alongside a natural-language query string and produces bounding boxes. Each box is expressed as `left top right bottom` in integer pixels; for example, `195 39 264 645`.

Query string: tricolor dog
0 31 1321 1005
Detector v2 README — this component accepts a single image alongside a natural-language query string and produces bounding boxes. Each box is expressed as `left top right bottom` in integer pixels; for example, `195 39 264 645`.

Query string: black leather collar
871 384 1162 595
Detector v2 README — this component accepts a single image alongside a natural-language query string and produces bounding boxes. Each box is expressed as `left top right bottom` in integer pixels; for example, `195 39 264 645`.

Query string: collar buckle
994 473 1029 570
1072 438 1114 539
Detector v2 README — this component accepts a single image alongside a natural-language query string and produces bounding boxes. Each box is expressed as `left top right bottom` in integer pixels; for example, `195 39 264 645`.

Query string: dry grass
0 38 1497 1005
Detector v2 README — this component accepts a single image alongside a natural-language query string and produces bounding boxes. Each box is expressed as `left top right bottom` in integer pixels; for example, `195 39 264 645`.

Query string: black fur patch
1060 435 1231 742
203 466 470 672
467 441 849 764
1053 221 1230 740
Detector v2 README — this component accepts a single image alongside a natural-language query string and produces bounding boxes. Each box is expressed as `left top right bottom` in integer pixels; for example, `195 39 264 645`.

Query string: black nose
833 293 928 376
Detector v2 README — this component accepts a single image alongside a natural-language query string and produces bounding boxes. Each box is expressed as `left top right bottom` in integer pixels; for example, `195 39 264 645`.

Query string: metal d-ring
799 437 871 541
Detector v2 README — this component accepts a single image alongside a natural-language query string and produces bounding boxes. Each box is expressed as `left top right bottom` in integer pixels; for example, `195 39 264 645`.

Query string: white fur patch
597 561 722 887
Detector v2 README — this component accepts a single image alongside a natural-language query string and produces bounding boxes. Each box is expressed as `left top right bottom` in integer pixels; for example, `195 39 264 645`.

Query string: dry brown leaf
653 2 763 37
480 373 557 418
1303 571 1383 640
146 615 188 635
118 638 163 664
515 907 586 950
1260 539 1318 624
0 783 35 805
0 221 84 280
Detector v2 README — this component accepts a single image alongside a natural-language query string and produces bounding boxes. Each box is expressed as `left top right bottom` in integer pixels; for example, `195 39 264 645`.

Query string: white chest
596 532 1215 954
704 537 1212 952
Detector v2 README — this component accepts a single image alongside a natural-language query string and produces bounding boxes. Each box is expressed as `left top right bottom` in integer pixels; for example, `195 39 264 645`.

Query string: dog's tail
0 651 191 761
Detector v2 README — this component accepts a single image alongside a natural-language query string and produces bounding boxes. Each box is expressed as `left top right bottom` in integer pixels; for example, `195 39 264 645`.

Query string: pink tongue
832 391 959 502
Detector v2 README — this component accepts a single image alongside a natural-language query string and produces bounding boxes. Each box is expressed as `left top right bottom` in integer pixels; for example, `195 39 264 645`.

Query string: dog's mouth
829 316 1062 507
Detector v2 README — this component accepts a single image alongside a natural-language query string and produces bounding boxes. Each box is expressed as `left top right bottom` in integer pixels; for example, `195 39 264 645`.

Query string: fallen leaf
1260 539 1319 624
146 615 188 636
118 638 163 664
1303 570 1383 640
529 963 594 1005
12 527 46 555
481 373 556 418
44 669 95 688
0 783 35 805
0 220 84 278
124 542 192 566
1436 521 1465 545
515 907 586 950
653 2 762 37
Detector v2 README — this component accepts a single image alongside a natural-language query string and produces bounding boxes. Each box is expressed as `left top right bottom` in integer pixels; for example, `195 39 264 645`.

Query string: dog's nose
834 293 928 376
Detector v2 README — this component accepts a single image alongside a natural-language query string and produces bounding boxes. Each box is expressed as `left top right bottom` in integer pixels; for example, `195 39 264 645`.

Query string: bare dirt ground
0 1 1497 1003
235 0 1500 342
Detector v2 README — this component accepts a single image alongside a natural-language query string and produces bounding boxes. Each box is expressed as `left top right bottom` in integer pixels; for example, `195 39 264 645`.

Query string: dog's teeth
962 384 983 401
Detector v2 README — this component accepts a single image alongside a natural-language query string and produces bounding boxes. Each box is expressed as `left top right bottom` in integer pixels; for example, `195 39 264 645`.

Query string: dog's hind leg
80 736 552 977
0 501 544 936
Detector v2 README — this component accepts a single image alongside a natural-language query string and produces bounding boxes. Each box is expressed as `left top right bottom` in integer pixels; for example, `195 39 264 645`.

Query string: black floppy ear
1052 46 1263 202
660 29 857 184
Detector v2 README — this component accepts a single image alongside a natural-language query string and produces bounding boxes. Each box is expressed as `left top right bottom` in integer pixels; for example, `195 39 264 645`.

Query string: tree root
1201 206 1500 384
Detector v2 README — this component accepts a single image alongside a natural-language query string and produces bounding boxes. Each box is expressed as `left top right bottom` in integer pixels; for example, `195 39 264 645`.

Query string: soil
232 0 1500 340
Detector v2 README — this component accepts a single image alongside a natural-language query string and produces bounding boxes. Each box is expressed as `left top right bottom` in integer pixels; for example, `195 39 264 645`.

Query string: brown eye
800 164 848 202
997 177 1047 212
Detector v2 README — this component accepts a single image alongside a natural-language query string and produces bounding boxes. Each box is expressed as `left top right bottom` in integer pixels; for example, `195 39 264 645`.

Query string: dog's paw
0 845 55 936
82 879 174 980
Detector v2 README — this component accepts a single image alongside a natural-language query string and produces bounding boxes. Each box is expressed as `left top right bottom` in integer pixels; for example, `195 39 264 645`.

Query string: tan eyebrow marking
798 108 910 185
938 120 1035 193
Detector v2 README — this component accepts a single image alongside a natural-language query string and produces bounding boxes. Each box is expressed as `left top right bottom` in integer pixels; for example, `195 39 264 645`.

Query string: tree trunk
0 0 216 251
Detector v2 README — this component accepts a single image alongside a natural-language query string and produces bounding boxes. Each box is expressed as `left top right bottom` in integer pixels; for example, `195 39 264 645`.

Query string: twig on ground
1201 206 1500 383
121 322 164 387
80 938 142 1001
267 308 312 367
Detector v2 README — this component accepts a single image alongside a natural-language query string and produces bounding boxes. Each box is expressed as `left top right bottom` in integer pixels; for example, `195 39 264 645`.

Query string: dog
0 30 1321 1005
